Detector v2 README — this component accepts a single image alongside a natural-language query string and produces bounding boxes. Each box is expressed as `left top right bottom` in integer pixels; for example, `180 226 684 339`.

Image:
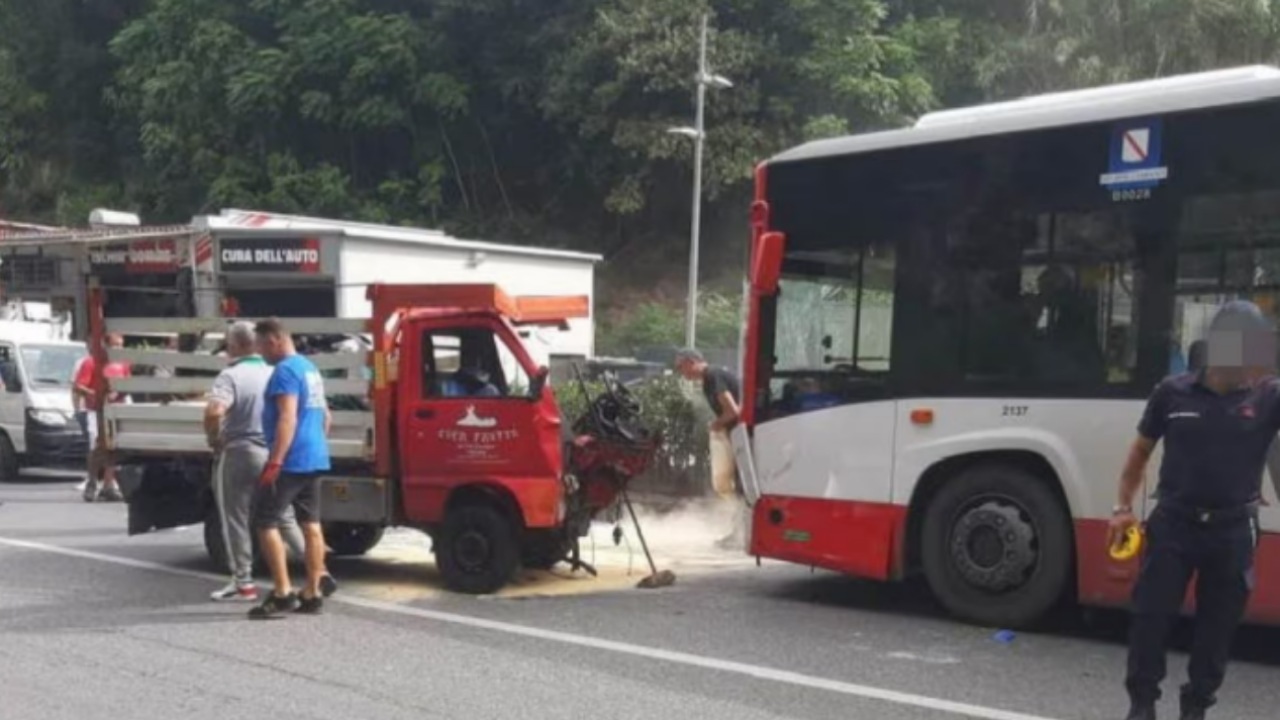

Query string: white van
0 320 88 481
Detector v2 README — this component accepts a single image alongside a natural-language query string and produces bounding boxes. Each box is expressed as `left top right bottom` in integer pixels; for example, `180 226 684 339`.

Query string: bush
553 374 711 498
597 290 741 358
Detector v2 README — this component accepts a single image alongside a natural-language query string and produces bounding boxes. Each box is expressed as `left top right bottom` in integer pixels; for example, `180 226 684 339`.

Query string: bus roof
770 65 1280 165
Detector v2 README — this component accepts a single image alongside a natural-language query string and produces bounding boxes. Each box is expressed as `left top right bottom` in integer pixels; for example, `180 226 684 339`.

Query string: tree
7 0 1280 350
0 0 146 224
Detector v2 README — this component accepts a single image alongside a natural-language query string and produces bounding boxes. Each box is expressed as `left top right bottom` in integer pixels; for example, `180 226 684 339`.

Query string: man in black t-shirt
675 348 748 549
675 348 741 433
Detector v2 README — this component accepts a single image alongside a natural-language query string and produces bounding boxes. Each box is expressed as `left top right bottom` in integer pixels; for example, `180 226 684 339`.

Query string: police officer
1112 301 1275 720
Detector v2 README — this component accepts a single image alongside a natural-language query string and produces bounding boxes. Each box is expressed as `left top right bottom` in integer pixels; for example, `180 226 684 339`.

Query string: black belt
1157 500 1259 526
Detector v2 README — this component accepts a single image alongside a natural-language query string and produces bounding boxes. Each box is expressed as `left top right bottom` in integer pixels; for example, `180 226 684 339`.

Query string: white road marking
886 651 962 665
0 536 1061 720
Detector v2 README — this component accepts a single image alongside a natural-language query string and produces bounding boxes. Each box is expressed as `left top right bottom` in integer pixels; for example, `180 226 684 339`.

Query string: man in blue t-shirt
249 318 333 620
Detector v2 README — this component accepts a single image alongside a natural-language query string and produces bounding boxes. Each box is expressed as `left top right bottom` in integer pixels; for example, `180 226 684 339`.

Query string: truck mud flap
125 461 210 536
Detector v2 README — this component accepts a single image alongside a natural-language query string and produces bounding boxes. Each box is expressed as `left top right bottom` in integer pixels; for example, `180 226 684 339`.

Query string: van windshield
20 344 88 388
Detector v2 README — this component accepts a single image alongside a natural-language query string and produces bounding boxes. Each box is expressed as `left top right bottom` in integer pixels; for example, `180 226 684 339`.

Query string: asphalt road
2 475 1279 720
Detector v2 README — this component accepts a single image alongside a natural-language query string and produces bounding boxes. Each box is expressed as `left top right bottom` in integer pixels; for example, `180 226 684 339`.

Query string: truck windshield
20 344 87 388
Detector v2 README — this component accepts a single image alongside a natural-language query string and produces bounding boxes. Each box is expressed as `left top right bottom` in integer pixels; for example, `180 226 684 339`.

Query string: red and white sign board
89 238 180 274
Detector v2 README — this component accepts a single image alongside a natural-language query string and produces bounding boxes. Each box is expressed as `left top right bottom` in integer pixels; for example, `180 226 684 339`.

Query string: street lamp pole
685 13 709 350
668 14 731 350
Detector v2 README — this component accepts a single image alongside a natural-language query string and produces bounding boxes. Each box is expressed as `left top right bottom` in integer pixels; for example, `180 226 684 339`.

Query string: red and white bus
735 66 1280 628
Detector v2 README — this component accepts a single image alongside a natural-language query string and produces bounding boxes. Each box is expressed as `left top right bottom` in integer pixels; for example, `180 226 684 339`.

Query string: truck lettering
437 429 469 443
437 428 520 444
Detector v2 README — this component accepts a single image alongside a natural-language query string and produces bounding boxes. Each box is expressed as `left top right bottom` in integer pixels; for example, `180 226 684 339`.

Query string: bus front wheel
920 464 1073 629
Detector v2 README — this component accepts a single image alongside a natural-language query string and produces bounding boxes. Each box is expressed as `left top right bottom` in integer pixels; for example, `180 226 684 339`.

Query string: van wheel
0 434 19 483
436 504 519 595
920 463 1073 629
324 523 385 557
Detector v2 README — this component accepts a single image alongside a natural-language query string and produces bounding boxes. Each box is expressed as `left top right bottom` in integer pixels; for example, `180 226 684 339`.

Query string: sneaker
211 582 259 602
247 591 299 620
293 595 324 615
98 486 124 503
1178 701 1206 720
319 573 338 598
82 478 99 503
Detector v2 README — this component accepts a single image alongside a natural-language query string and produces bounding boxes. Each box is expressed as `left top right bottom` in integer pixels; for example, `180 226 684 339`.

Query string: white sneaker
210 582 259 602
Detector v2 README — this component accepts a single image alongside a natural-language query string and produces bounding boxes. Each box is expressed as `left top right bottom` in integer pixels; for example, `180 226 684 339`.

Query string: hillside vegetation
3 1 1279 352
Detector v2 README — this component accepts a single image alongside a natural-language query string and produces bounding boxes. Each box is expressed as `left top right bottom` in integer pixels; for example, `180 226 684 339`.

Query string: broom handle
622 490 659 575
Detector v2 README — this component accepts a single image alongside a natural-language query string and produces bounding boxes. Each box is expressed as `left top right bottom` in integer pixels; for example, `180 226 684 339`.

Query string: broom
621 488 676 589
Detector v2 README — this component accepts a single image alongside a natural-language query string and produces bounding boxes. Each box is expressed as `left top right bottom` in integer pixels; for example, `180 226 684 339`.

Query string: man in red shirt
73 333 132 502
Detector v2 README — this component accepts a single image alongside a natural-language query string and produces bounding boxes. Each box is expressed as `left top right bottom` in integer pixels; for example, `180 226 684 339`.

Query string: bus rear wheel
920 463 1072 629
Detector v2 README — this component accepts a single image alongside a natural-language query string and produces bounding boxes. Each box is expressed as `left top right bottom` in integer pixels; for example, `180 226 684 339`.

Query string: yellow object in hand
1109 526 1144 561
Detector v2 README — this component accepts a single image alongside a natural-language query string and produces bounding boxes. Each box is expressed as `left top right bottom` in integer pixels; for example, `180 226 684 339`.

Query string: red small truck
89 283 659 594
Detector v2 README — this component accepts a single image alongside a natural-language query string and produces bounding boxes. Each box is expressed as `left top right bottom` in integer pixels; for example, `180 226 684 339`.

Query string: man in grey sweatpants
204 322 334 601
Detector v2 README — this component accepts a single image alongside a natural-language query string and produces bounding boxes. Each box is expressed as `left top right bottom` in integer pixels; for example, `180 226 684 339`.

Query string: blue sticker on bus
1100 118 1168 196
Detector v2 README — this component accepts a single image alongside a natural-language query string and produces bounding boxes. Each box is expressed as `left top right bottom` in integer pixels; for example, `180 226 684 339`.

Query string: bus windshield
774 249 896 375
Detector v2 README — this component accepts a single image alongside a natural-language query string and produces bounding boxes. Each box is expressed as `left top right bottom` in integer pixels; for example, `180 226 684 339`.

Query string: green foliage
4 0 1280 329
554 374 711 496
597 290 741 357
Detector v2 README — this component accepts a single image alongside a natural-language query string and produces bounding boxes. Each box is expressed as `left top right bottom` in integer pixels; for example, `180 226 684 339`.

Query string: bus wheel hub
949 501 1036 592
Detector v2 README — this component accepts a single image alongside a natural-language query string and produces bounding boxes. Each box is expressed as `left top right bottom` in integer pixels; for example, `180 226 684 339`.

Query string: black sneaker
1178 703 1205 720
1126 702 1157 720
319 573 338 598
294 595 324 615
247 592 298 620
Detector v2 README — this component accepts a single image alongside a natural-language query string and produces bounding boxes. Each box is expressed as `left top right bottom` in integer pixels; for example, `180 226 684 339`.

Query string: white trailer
196 210 600 364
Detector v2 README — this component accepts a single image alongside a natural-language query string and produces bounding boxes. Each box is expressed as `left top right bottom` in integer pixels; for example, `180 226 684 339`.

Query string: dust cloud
583 495 751 568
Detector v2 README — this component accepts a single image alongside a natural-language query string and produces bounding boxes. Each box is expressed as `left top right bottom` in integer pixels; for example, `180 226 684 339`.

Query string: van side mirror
528 366 550 399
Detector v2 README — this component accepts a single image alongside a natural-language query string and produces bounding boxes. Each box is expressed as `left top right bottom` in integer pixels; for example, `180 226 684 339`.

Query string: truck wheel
436 504 519 595
0 434 18 483
521 531 570 570
324 523 385 557
920 463 1073 629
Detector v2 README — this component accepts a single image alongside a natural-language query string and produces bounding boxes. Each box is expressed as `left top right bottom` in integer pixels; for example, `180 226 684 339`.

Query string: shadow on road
759 571 1280 666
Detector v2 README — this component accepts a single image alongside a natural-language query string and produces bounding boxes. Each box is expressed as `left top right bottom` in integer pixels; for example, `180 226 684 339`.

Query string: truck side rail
108 405 372 458
95 316 374 460
104 317 369 335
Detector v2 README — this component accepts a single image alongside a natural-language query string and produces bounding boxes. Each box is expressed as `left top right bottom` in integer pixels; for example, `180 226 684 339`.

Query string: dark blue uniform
1127 371 1274 713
